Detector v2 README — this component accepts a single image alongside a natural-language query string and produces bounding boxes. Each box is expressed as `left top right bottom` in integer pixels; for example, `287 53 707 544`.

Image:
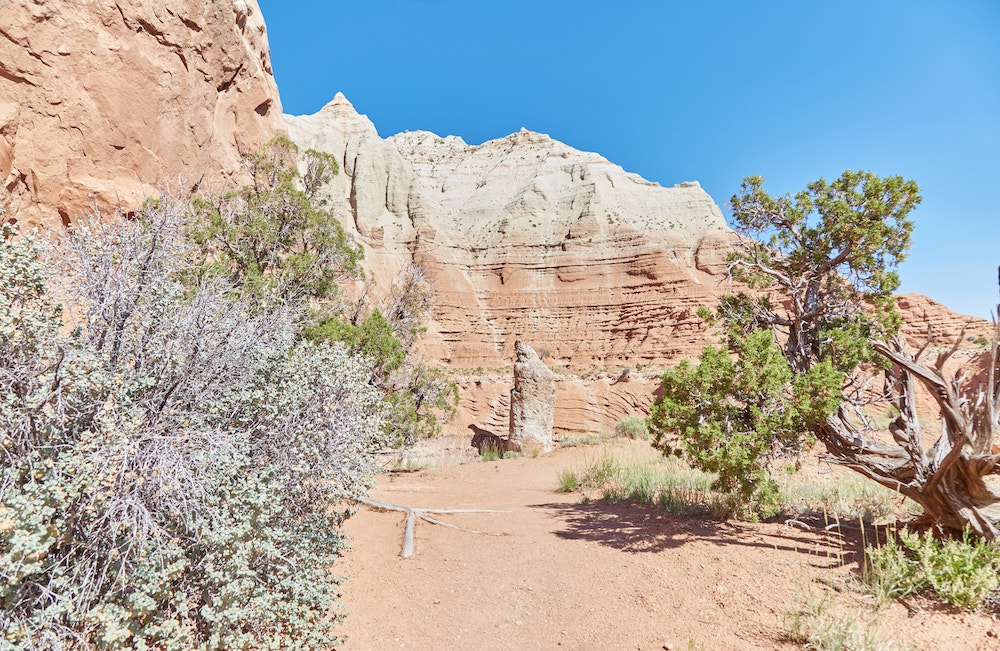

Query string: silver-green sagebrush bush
1 199 386 649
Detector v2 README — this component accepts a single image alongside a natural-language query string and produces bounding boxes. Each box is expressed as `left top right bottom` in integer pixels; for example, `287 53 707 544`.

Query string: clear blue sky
258 0 999 318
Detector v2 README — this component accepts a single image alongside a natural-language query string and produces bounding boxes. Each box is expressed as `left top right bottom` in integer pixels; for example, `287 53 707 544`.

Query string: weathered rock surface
457 372 660 438
0 0 284 227
897 293 993 347
286 94 735 371
509 341 556 452
288 94 994 435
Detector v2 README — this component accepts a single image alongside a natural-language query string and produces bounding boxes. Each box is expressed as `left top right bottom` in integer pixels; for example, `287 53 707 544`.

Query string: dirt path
338 442 996 650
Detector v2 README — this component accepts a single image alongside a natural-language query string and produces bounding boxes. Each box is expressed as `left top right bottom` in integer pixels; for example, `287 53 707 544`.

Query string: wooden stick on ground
357 497 508 558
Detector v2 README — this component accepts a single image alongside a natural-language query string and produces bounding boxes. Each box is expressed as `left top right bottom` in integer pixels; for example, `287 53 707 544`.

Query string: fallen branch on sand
357 497 508 558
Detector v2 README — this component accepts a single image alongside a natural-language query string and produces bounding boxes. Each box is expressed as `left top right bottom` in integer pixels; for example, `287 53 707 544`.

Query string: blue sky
257 0 999 318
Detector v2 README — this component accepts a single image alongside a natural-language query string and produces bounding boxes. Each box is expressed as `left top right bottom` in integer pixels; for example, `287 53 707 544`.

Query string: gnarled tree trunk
813 326 1000 539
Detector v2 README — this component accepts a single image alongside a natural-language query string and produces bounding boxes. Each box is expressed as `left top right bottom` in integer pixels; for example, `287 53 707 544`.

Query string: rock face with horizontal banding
286 94 736 373
286 94 994 436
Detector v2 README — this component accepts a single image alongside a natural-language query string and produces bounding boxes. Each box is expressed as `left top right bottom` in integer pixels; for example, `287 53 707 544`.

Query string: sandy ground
337 441 998 650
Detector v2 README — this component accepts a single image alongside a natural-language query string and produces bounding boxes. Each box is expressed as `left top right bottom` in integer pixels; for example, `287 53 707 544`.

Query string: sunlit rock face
0 0 285 227
287 94 735 371
286 94 739 433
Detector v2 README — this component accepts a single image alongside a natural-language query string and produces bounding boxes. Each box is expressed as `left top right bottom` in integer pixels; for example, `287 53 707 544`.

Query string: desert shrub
864 528 1000 610
0 202 386 649
974 335 990 347
556 469 581 492
479 442 501 462
189 139 457 448
651 329 838 519
188 136 361 302
558 453 719 516
306 309 406 376
614 416 649 439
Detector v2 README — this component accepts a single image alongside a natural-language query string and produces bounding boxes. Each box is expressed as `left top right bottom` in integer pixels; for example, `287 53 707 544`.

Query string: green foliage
189 136 362 302
864 529 1000 610
192 139 456 448
0 201 386 649
558 453 720 517
776 469 898 522
559 433 610 448
614 416 649 439
974 335 990 347
784 590 902 651
556 468 581 492
307 309 406 375
383 362 459 447
653 171 920 518
479 443 502 462
650 329 839 518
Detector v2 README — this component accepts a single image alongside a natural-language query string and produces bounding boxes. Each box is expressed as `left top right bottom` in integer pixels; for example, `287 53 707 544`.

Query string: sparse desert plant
777 468 899 522
863 532 925 605
863 527 1000 610
614 416 649 439
904 529 1000 610
559 433 609 448
388 456 433 473
1 199 387 649
191 138 457 449
558 453 718 516
784 585 906 650
480 442 502 462
556 469 581 492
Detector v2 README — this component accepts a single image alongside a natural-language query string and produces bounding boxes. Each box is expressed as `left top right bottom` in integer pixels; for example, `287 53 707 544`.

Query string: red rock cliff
0 0 284 227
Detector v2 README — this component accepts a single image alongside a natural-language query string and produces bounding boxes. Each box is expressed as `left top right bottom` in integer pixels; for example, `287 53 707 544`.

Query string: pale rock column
509 339 555 453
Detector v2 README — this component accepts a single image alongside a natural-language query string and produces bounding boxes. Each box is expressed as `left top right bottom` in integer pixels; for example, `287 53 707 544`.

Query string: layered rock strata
0 0 284 227
286 94 735 373
287 94 994 436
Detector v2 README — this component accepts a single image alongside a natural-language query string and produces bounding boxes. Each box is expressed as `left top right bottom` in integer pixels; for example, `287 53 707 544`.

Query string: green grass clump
784 586 910 650
614 416 649 439
559 433 609 448
556 468 580 492
480 443 502 462
556 453 720 516
864 528 1000 611
777 469 898 522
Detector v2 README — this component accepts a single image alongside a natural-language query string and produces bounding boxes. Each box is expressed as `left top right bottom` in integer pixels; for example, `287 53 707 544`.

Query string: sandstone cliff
287 94 736 372
288 95 993 436
0 0 284 227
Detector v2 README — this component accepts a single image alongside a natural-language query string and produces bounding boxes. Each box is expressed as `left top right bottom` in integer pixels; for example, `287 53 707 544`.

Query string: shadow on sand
531 499 893 574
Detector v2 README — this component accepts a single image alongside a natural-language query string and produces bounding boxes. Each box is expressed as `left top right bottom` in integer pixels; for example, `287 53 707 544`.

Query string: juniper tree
652 171 1000 535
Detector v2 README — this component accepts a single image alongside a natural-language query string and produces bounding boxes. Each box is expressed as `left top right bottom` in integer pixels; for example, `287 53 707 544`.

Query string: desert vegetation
0 138 455 649
650 170 1000 536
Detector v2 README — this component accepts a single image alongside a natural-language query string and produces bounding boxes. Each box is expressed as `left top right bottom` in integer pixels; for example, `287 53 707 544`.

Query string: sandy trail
337 441 995 650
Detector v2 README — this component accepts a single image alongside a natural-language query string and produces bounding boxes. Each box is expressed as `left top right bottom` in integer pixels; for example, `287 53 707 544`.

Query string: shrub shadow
532 499 879 570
